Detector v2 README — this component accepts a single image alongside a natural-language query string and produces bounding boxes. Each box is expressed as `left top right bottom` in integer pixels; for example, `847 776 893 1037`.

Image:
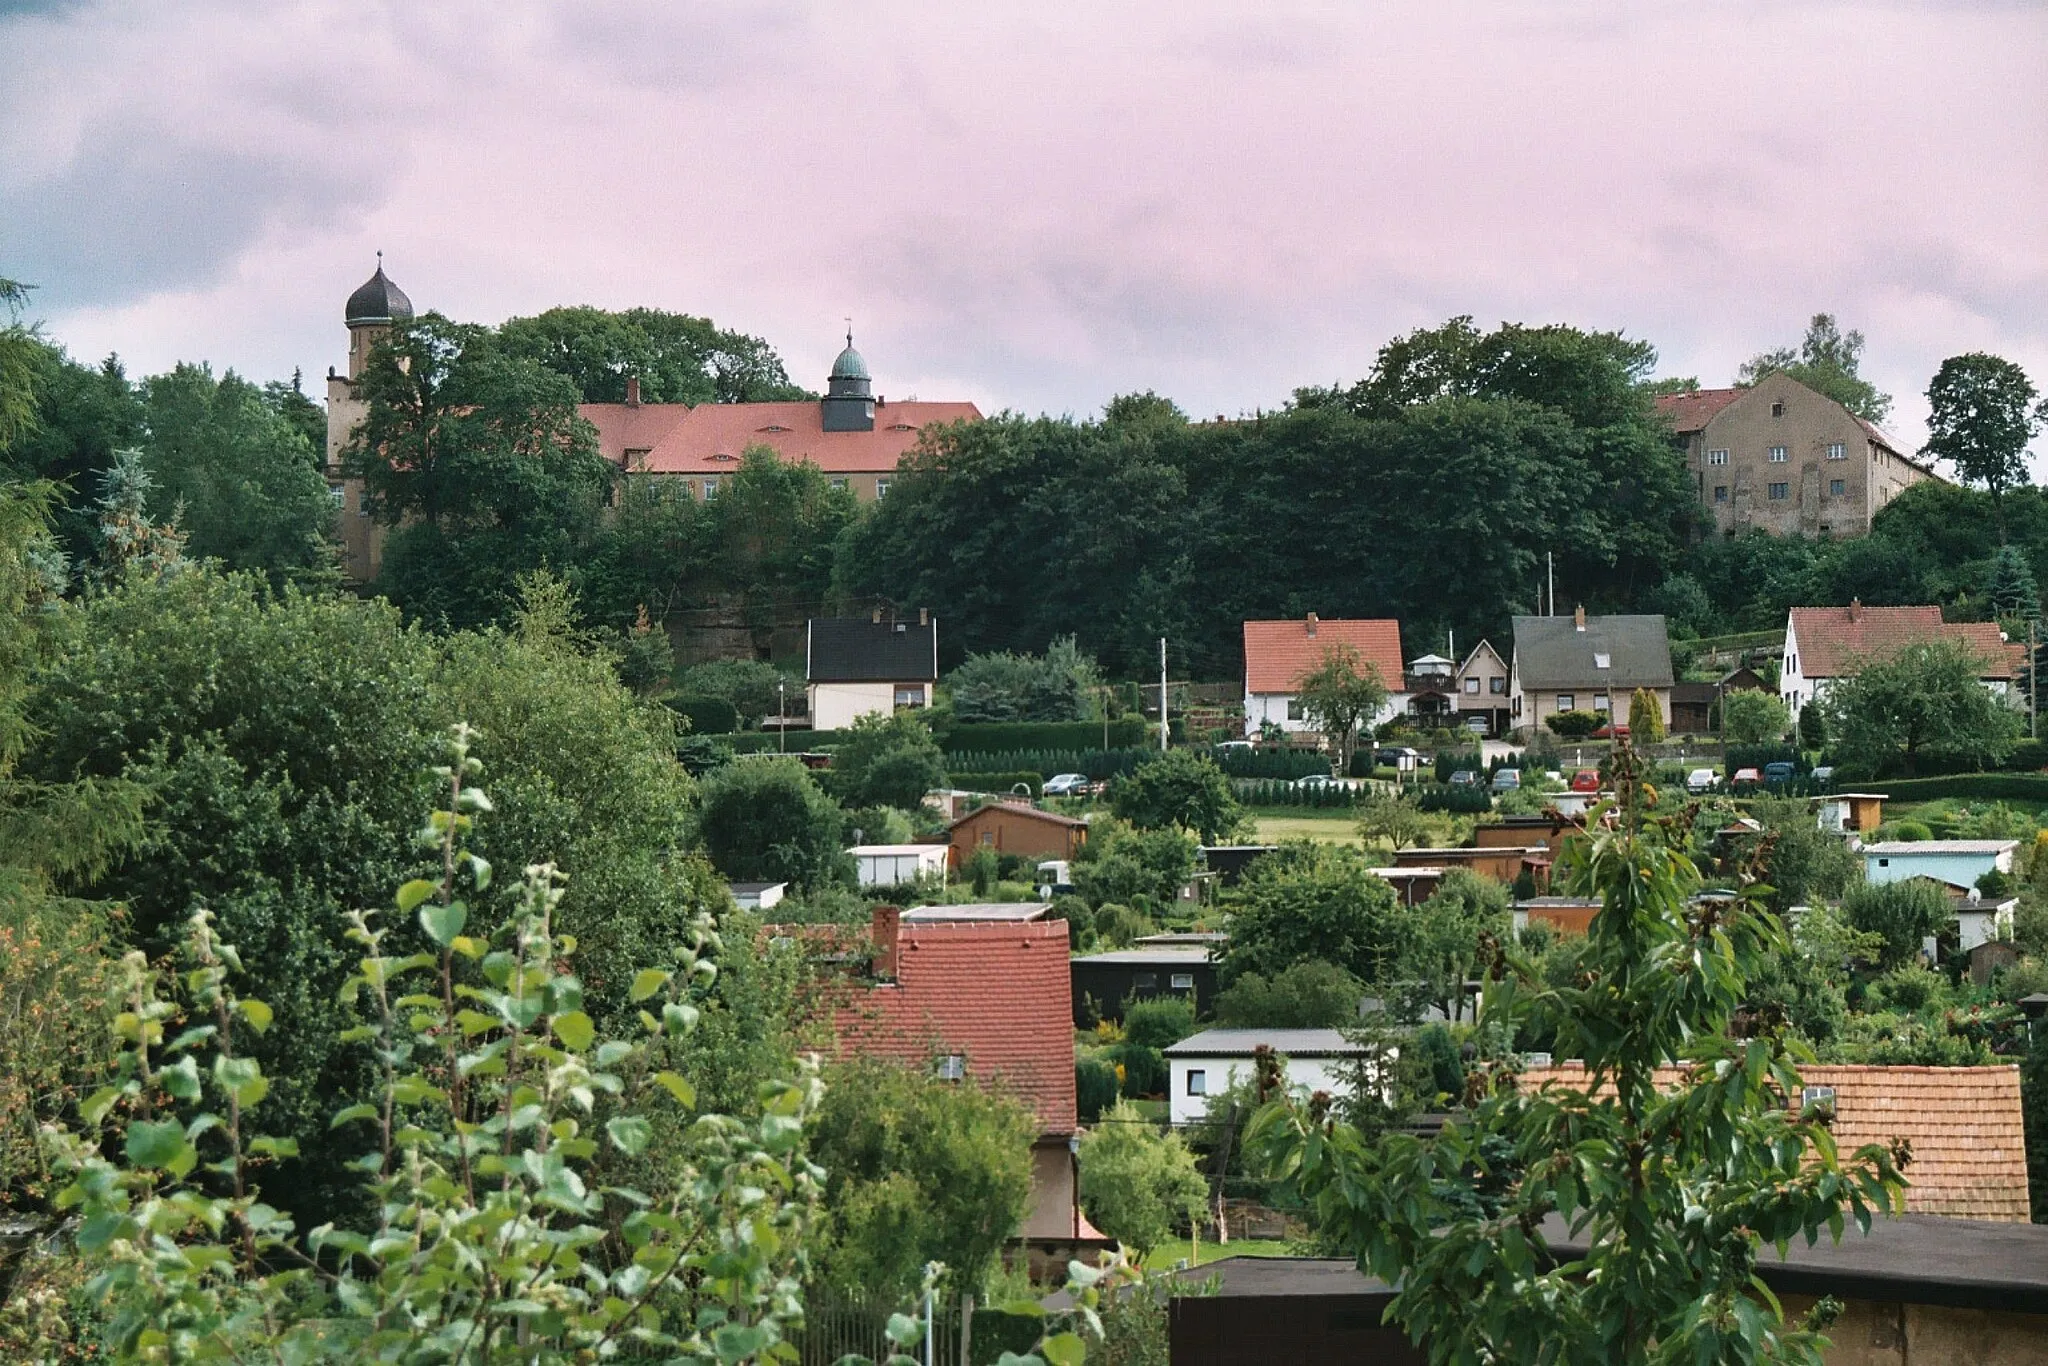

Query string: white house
727 881 787 911
806 614 939 732
848 843 950 889
1781 602 2014 720
1956 897 2019 953
1862 840 2017 896
1241 615 1407 740
1162 1028 1381 1127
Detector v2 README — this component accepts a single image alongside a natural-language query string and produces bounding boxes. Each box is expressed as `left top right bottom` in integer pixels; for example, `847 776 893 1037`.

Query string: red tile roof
1653 388 1745 434
1519 1063 2029 1223
834 920 1077 1135
1243 618 1404 695
580 399 982 476
1789 606 2012 680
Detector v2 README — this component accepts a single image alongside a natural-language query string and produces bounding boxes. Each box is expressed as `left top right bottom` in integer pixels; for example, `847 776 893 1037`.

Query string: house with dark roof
1163 1028 1378 1127
1242 615 1406 740
1655 370 1940 539
1782 601 2016 720
806 612 939 730
1509 609 1673 736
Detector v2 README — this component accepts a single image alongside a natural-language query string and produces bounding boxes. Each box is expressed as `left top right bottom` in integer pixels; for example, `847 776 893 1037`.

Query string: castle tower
342 257 413 380
327 257 413 582
820 328 875 433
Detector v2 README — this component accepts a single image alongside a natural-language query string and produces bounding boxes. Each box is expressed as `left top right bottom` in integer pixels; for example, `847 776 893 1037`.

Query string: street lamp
778 680 786 754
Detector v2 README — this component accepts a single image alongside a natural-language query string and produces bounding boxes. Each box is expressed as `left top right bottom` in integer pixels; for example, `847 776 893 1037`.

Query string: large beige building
323 263 981 583
1656 370 1939 538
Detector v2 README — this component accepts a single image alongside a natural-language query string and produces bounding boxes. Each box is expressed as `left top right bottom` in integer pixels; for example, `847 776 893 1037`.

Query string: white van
1686 768 1717 794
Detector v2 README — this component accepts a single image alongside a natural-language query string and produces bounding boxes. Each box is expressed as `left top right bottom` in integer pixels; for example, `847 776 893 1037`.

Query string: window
1771 401 1785 418
1490 677 1506 695
1768 482 1789 500
895 685 926 709
935 1055 966 1081
830 477 848 491
1878 858 1890 868
1713 485 1728 503
979 830 995 846
1707 449 1729 466
1829 479 1846 496
1593 694 1610 712
1286 698 1305 721
1826 442 1846 461
875 479 891 499
1134 973 1158 991
701 477 719 499
329 485 346 506
1556 694 1574 711
1170 972 1195 991
1185 1069 1207 1097
1801 1084 1837 1118
1463 677 1480 694
1593 652 1611 669
1768 445 1788 463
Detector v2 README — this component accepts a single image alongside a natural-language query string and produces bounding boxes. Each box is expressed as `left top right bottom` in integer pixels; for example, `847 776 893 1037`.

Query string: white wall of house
1781 617 1812 716
1244 690 1406 738
810 681 929 730
850 844 949 888
1863 845 2014 892
1167 1054 1355 1127
1957 903 2016 953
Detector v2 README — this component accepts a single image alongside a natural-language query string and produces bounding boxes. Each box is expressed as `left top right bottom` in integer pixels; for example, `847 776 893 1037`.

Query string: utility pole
778 680 786 753
2032 619 2038 741
1547 552 1555 618
1159 637 1170 751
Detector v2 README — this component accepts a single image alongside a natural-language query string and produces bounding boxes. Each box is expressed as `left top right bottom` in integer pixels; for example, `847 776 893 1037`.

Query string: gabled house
1242 615 1406 739
1163 1029 1379 1128
1509 609 1674 736
1861 839 2017 898
945 802 1088 871
1453 639 1512 736
806 613 939 730
1781 602 2015 720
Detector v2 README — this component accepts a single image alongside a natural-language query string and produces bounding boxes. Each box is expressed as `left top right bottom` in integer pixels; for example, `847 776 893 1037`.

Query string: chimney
870 905 901 980
625 376 641 407
1848 597 1862 622
1574 605 1586 632
919 607 929 627
1306 612 1319 638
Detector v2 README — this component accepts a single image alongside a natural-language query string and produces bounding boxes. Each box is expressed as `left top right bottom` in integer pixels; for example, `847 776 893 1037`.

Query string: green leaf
629 968 670 1002
419 900 467 947
160 1055 202 1102
396 878 439 913
331 1102 379 1128
885 1314 922 1347
553 1010 596 1052
124 1119 188 1169
606 1115 653 1155
1040 1332 1086 1366
236 999 274 1034
652 1070 696 1108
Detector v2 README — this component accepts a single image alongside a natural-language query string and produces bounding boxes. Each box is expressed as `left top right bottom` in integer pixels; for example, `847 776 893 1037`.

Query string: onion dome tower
821 326 875 432
343 254 413 379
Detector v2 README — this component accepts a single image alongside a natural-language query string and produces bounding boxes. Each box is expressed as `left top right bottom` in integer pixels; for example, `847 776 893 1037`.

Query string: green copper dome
830 337 870 382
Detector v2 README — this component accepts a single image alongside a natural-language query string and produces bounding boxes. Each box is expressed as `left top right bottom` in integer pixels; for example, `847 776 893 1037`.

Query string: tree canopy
1921 352 2043 499
1736 312 1893 424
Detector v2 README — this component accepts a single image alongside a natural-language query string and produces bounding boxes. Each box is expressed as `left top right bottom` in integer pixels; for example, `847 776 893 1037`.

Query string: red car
1570 768 1601 792
1590 722 1631 740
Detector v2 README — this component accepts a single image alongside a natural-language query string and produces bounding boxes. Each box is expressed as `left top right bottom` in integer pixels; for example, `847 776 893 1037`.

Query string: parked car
1810 765 1835 786
1448 770 1482 787
1463 715 1488 734
1376 746 1423 769
1570 768 1601 793
1213 740 1253 754
1730 767 1763 790
1686 767 1717 794
1491 768 1522 792
1043 772 1092 797
1762 761 1796 787
1591 722 1631 740
1293 773 1340 789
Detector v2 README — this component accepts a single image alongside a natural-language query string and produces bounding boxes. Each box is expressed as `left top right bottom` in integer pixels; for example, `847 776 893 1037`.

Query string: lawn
1251 812 1363 846
1142 1238 1296 1271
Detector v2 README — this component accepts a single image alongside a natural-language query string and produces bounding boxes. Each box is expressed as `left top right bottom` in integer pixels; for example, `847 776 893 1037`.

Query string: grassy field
1141 1238 1296 1271
1250 812 1363 846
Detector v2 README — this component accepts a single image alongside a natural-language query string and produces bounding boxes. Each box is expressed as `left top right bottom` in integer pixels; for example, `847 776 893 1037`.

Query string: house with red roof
1654 370 1939 539
818 905 1105 1263
1782 601 2016 720
1242 615 1407 741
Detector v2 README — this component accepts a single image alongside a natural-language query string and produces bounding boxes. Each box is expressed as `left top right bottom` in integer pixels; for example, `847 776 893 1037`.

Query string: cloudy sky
4 0 2044 451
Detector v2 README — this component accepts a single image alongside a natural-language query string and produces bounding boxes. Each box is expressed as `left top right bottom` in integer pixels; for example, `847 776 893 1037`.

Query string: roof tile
1243 618 1404 696
1790 606 2012 680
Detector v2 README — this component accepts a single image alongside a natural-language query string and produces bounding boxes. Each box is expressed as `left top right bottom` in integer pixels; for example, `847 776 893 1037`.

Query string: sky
3 0 2045 454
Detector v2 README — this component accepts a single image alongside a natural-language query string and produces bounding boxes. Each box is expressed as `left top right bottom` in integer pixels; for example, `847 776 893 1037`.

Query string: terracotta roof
834 920 1077 1135
1653 388 1745 434
1789 606 2012 679
1519 1063 2029 1222
1243 618 1404 695
577 398 981 476
946 802 1089 833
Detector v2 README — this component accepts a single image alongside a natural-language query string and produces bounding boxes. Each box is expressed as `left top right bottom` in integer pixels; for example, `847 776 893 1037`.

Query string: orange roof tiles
834 920 1077 1135
580 398 982 476
1243 618 1404 695
1654 388 1746 434
1790 606 2013 680
1519 1062 2029 1223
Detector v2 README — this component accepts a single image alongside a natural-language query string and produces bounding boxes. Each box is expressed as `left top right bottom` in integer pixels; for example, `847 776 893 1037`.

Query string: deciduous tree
1922 353 2043 501
1823 637 2022 776
1722 690 1790 745
1292 642 1388 776
1109 748 1244 844
1737 313 1893 424
1078 1102 1209 1256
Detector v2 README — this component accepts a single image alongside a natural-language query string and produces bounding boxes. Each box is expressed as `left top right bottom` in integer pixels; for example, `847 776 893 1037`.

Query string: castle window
1826 442 1846 460
1769 482 1789 500
1714 485 1728 503
1768 446 1788 463
1707 449 1728 466
1830 479 1846 496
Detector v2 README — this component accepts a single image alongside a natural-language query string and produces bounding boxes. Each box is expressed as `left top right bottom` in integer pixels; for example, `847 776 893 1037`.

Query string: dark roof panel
345 265 413 326
807 617 938 683
1512 614 1673 690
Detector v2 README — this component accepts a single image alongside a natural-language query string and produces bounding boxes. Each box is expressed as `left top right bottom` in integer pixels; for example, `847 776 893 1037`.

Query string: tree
1248 746 1905 1365
1986 544 2041 624
808 1058 1036 1301
1737 313 1893 424
0 278 41 454
1627 687 1665 743
1072 821 1198 910
1222 842 1401 988
1824 637 2022 776
945 635 1105 723
1798 698 1827 751
674 658 801 729
1750 796 1859 916
1109 748 1243 843
1921 353 2042 501
693 758 849 891
1078 1103 1209 1256
825 708 947 810
1390 869 1510 1023
1843 879 1952 971
1356 789 1429 850
90 447 186 584
1212 961 1363 1028
1722 690 1791 745
1292 642 1389 776
495 304 810 405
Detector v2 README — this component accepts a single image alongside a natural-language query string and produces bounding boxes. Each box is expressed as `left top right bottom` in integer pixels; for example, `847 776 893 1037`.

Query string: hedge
947 771 1044 797
1849 774 2048 805
664 694 739 736
1416 783 1494 813
936 718 1149 753
946 748 1151 782
1213 747 1331 780
1234 779 1364 809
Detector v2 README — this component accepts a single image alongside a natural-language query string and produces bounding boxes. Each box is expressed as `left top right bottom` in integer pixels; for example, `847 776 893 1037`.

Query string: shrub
1077 1101 1208 1256
1212 961 1362 1028
664 692 739 735
1844 878 1953 969
937 718 1147 752
1076 1055 1122 1124
1545 710 1602 739
694 757 850 890
1417 783 1492 813
1107 1041 1167 1098
1122 996 1197 1050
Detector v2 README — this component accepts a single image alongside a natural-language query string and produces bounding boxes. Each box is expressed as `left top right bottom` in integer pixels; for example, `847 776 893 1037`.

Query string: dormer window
888 423 915 431
710 451 739 462
756 424 792 433
935 1054 966 1082
1593 653 1611 669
